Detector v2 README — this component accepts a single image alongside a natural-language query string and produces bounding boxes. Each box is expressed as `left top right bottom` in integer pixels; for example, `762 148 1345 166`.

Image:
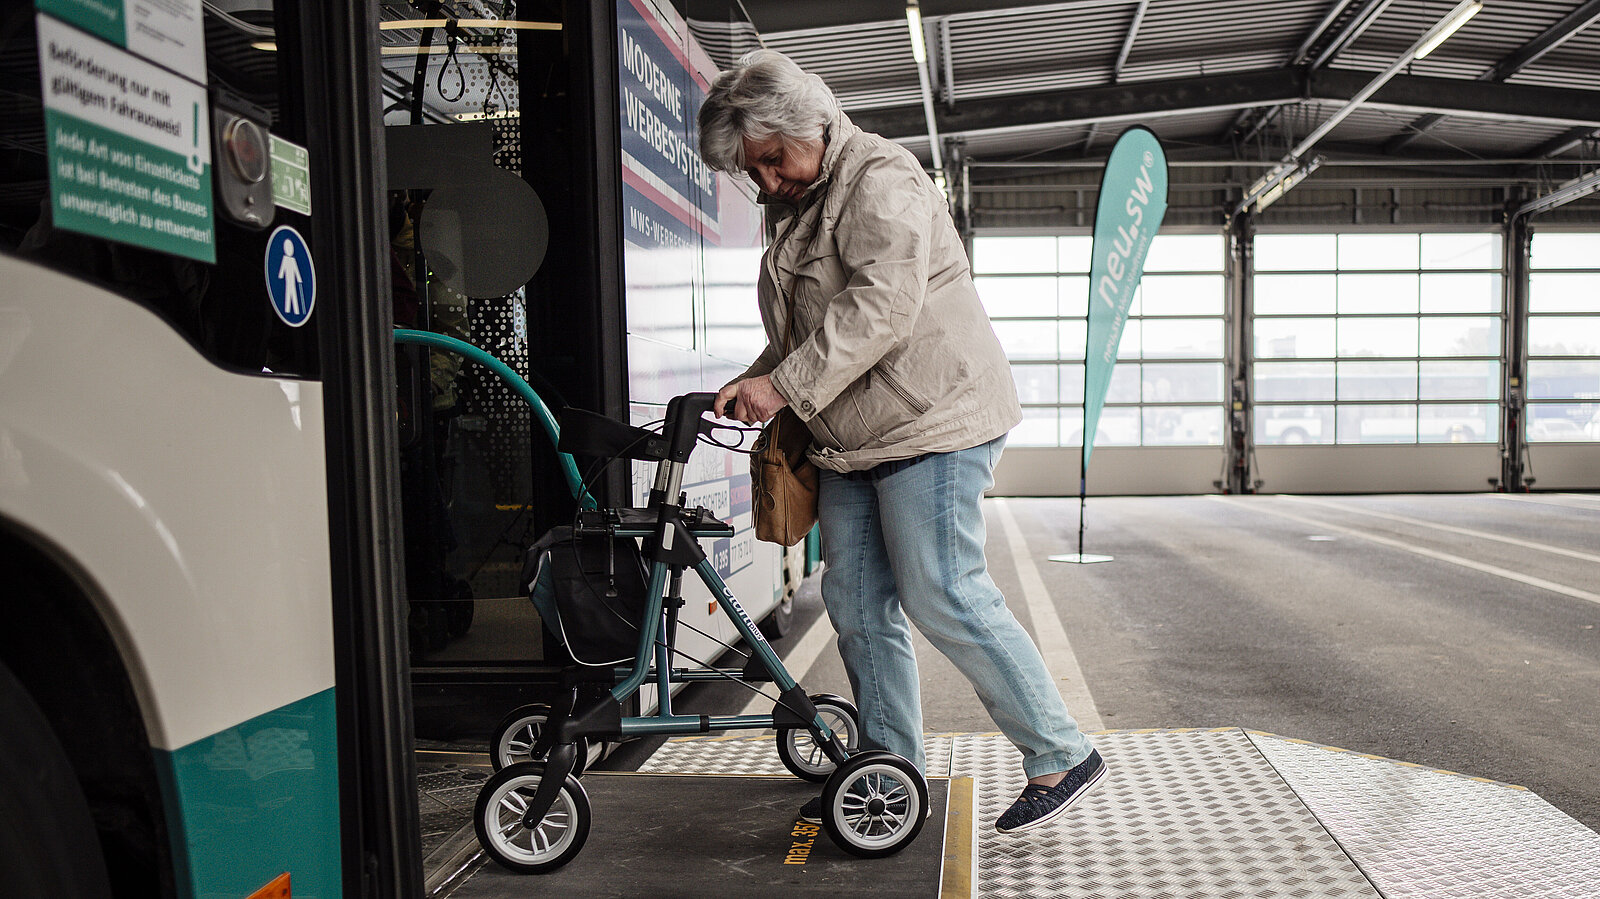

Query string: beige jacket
737 112 1021 473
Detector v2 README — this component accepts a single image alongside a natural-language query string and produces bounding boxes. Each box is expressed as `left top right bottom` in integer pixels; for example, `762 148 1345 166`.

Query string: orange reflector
708 601 717 615
248 872 290 899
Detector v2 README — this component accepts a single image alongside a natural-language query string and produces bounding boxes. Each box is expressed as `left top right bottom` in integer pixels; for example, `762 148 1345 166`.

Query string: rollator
390 333 928 874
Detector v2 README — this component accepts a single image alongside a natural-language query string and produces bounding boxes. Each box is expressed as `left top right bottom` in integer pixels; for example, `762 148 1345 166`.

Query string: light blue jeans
817 435 1094 778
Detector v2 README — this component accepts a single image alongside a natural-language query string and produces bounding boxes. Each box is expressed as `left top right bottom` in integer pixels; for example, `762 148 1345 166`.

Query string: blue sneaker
995 748 1106 834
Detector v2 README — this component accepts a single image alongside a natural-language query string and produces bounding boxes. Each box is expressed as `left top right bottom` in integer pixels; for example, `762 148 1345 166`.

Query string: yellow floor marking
940 777 977 899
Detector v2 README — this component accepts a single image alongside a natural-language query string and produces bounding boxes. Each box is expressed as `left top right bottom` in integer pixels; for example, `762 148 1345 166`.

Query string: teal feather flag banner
1082 127 1169 472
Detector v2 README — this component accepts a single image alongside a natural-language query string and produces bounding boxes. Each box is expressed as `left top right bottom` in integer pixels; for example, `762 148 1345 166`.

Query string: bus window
0 4 319 376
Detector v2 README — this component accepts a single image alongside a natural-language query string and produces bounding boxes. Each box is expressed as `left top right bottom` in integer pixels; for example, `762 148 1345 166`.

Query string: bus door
375 5 630 735
1 3 417 896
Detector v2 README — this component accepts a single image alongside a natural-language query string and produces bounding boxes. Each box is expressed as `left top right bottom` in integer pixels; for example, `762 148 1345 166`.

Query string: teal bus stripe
155 688 343 898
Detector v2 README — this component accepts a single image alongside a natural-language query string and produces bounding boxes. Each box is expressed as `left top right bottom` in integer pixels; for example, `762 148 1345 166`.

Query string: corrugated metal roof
1335 0 1580 74
1507 27 1600 91
758 0 1600 167
764 20 923 108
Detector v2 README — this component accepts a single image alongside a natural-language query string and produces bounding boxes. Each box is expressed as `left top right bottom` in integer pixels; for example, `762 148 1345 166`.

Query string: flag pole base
1048 553 1114 564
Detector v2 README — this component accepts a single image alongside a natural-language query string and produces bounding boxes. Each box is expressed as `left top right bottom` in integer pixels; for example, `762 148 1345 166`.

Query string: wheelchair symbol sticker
265 225 316 327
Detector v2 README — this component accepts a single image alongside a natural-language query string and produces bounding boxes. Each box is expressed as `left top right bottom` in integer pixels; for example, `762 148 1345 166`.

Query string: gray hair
697 49 839 174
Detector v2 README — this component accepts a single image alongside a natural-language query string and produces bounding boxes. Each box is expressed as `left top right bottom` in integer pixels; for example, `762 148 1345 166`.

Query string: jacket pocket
874 364 932 416
845 363 932 444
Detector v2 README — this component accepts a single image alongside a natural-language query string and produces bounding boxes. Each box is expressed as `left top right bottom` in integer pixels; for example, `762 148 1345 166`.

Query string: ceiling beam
1291 0 1359 65
1484 0 1600 82
850 66 1600 142
853 66 1311 138
1112 0 1148 83
1517 166 1600 217
1386 0 1600 153
939 17 957 109
1526 126 1599 160
1226 0 1358 144
741 0 1131 34
1309 0 1397 69
1324 68 1600 126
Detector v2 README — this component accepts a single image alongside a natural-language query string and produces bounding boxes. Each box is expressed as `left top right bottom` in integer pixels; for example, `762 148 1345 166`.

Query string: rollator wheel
776 693 859 782
490 704 595 776
474 762 591 874
820 751 929 859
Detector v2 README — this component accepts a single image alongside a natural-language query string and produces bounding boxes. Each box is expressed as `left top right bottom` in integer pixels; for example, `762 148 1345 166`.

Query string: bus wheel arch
0 528 175 898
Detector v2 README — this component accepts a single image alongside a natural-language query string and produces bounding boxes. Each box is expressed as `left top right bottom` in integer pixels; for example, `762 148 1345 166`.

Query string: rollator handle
664 392 719 463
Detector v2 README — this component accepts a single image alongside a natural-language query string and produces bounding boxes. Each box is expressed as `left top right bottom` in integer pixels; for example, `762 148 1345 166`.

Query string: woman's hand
716 374 789 424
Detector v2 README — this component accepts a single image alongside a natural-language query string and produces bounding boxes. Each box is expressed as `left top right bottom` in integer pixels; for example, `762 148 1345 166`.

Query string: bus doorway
374 2 629 741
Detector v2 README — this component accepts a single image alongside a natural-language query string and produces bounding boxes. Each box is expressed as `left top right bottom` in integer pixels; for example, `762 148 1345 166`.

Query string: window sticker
36 14 215 262
264 224 315 327
270 135 311 215
36 0 206 83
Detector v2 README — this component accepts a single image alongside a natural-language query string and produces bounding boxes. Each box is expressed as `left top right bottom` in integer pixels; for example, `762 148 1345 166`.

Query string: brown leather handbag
749 286 818 546
750 405 818 545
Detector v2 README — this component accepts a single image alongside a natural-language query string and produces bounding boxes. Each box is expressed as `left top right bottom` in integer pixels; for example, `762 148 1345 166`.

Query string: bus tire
759 592 794 639
0 660 114 899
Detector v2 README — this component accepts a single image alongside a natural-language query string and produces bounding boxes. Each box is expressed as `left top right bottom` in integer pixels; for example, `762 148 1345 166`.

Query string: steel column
1499 212 1531 492
1221 213 1257 494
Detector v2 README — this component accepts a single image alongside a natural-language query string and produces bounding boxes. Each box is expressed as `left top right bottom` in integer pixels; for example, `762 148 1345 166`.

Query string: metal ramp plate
640 728 1600 898
1251 732 1600 898
443 772 961 898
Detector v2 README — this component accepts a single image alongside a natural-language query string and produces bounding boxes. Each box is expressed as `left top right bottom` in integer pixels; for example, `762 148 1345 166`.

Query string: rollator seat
575 506 735 539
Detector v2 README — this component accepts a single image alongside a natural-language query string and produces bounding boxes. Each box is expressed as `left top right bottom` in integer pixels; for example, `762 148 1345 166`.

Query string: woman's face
742 134 824 204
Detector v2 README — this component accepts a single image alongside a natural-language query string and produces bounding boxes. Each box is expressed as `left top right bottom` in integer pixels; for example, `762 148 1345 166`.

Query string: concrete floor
608 492 1600 834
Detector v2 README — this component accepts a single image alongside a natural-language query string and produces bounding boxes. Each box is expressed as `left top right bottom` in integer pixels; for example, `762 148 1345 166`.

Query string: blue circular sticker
264 225 316 327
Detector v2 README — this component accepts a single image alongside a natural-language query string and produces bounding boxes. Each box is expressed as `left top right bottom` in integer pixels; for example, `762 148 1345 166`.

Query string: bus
1 1 792 895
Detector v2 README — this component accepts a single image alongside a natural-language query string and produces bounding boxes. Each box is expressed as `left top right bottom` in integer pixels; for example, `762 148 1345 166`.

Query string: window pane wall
1528 233 1600 442
1253 232 1502 445
974 234 1226 447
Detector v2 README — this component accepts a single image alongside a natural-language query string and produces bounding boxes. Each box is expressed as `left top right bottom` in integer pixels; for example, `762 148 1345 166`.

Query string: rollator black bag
523 526 649 667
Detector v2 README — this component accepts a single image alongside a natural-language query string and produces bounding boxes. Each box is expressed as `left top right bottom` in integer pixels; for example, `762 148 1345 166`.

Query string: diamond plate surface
415 764 490 858
952 729 1381 899
1250 733 1600 899
638 733 955 777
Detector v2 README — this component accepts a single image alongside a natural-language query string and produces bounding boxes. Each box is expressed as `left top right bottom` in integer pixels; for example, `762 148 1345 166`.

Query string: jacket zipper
875 365 932 415
766 211 808 340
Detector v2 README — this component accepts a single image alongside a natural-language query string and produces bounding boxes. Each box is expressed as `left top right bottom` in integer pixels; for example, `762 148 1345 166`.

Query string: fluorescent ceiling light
1518 166 1600 217
1254 156 1323 213
906 2 927 64
1236 0 1481 217
1411 0 1482 60
381 19 560 31
250 40 276 51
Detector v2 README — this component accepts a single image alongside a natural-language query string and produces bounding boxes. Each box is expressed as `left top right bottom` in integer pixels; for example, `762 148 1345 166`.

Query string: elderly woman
699 50 1105 835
